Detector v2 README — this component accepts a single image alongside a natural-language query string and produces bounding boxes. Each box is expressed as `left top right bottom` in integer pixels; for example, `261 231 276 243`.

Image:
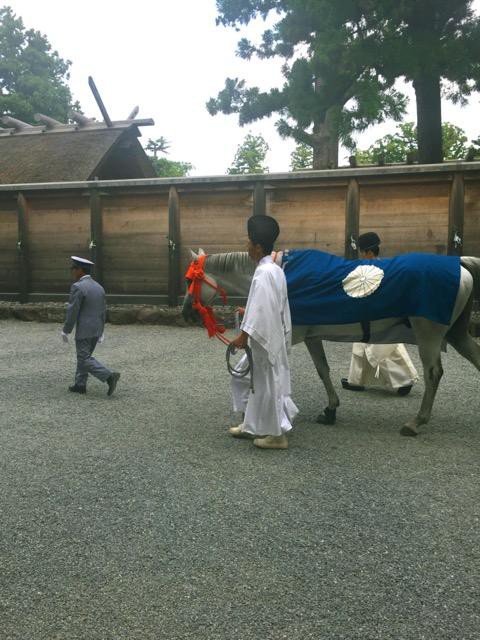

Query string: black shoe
107 372 120 396
397 385 413 396
69 384 86 394
341 378 365 392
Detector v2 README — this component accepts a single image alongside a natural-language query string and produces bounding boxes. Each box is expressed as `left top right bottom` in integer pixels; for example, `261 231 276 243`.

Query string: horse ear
198 248 206 256
190 249 198 261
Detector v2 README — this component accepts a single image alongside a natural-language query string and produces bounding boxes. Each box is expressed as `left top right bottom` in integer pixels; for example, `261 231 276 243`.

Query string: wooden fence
1 162 479 305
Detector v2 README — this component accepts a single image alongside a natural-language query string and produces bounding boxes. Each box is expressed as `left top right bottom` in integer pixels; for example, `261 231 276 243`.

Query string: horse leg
401 319 445 437
304 336 340 425
445 294 480 372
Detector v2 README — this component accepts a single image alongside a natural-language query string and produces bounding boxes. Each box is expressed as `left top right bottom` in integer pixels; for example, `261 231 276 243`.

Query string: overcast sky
7 0 480 175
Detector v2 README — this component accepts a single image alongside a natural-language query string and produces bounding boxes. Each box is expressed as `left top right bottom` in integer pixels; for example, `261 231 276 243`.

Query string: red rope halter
185 254 231 345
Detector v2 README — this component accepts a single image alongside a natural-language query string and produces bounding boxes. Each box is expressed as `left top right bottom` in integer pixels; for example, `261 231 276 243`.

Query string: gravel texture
0 320 479 640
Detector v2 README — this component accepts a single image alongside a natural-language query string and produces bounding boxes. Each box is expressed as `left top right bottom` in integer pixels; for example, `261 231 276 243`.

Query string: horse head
182 249 255 323
182 249 222 323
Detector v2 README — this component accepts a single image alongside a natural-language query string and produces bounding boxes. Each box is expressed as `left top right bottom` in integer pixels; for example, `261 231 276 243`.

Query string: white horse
182 249 480 436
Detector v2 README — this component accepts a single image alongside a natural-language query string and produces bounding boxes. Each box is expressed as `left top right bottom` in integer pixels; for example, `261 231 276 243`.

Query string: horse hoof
400 425 418 437
317 408 336 425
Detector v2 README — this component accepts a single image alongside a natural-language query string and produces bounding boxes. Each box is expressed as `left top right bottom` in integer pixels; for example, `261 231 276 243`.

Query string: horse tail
460 256 480 301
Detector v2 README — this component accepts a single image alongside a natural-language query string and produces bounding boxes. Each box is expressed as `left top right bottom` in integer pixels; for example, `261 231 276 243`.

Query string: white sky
7 0 480 175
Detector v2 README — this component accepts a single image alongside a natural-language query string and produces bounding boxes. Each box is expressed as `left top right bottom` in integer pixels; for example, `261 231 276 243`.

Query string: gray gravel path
1 320 479 640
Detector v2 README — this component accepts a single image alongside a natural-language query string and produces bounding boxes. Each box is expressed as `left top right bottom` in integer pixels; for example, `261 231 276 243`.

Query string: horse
182 249 480 437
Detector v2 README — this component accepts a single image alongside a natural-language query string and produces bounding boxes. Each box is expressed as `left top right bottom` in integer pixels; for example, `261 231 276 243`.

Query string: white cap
71 256 94 266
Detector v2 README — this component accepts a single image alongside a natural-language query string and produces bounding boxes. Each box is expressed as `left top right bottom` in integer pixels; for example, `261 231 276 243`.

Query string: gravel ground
1 320 479 640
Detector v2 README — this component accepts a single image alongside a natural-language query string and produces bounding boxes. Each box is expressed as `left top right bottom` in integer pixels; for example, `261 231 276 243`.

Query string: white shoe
228 424 254 439
253 435 288 449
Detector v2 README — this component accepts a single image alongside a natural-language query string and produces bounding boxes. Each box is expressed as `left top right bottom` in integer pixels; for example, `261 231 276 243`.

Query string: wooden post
345 179 360 259
17 192 30 303
447 172 465 256
253 181 266 216
168 185 181 307
89 188 104 284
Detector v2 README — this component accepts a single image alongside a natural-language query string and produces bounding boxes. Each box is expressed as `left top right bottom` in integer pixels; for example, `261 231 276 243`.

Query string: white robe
231 255 298 436
347 342 419 390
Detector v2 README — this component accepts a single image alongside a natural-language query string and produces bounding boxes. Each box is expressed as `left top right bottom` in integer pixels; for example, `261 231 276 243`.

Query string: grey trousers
75 337 112 386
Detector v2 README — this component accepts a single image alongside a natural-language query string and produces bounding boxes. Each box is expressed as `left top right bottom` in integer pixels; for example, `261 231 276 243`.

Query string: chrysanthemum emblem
342 264 384 298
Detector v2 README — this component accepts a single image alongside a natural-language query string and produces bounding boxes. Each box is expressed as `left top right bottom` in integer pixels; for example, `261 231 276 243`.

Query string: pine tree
227 133 269 175
144 136 193 176
366 0 480 163
290 143 313 171
208 1 406 169
145 137 170 159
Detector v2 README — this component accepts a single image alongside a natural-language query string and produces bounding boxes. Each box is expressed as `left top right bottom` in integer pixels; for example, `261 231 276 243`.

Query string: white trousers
347 343 419 390
230 341 298 437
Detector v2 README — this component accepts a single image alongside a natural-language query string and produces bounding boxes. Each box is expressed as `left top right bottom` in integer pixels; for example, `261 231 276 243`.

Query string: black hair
73 263 92 275
247 215 280 255
255 239 274 255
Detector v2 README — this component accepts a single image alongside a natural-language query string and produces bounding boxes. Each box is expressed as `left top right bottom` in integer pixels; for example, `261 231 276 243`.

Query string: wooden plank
345 179 360 259
168 186 181 306
447 172 465 256
253 181 266 216
360 181 449 256
101 194 168 296
26 199 90 294
0 206 18 292
181 190 252 254
268 186 345 254
463 181 480 256
5 169 477 299
17 193 30 303
90 189 104 283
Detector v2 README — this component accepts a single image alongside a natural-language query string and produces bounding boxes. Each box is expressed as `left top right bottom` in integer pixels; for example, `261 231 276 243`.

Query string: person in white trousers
341 232 419 396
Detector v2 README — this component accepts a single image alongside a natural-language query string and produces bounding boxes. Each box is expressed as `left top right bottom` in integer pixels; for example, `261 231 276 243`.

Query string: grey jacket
63 276 106 340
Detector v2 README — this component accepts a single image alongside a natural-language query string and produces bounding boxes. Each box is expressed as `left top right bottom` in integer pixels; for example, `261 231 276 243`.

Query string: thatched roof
0 121 156 184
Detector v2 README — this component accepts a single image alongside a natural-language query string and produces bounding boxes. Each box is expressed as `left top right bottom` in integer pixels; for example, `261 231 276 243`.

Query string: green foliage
290 143 313 171
227 133 269 174
361 0 480 162
0 5 79 123
209 1 408 169
442 123 469 159
471 136 480 158
149 157 193 177
356 122 468 164
210 1 480 166
369 0 480 99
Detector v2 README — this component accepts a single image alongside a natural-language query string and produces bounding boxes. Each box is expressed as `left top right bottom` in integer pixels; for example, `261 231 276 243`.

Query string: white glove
61 332 69 343
98 334 105 344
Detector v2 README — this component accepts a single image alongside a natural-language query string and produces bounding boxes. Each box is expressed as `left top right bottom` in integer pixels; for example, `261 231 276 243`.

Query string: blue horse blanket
283 250 461 326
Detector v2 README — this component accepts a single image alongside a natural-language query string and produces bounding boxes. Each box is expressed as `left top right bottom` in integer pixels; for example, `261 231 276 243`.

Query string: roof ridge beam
70 111 96 127
34 113 64 129
2 116 35 131
127 106 139 120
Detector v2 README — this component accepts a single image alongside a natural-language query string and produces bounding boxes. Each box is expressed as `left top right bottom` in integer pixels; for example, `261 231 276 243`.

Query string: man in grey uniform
62 256 120 396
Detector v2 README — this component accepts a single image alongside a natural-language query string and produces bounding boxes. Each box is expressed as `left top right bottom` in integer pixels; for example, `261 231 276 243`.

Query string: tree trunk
312 107 339 169
413 73 443 164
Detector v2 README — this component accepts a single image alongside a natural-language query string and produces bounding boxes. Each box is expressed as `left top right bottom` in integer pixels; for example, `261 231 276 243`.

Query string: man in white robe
229 216 298 450
342 232 419 395
345 342 419 393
